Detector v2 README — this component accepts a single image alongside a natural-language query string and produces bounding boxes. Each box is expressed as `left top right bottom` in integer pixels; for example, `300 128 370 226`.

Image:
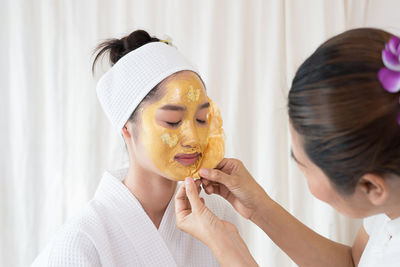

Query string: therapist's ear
356 174 389 206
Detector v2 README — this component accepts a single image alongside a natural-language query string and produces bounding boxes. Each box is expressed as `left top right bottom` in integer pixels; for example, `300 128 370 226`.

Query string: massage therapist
175 28 400 267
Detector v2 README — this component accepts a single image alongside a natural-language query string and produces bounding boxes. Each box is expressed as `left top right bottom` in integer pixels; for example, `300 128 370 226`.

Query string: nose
180 120 199 148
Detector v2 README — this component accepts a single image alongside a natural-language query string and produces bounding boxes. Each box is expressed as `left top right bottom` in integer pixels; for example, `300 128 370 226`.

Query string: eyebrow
198 102 210 109
160 105 186 111
290 149 306 167
159 102 210 111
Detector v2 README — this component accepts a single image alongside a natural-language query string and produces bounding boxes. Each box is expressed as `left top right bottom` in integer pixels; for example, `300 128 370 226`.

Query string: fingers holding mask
198 158 269 220
175 178 202 218
184 177 204 212
175 177 217 244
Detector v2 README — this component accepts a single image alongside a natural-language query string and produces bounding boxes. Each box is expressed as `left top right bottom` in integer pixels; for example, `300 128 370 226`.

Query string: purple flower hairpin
377 35 400 124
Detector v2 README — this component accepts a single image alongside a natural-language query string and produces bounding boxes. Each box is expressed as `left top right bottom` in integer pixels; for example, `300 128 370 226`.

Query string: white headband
96 42 198 133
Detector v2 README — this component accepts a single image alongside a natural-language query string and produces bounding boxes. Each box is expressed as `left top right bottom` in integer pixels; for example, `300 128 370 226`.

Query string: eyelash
166 121 181 127
165 119 206 127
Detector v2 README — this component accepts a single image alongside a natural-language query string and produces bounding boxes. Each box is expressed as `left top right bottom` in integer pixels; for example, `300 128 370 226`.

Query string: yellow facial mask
139 72 225 180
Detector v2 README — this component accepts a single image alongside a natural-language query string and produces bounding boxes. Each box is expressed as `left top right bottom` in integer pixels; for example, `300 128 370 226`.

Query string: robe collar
94 169 178 267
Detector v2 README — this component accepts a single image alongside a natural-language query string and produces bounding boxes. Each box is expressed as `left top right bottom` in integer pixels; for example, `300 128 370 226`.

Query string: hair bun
92 29 160 73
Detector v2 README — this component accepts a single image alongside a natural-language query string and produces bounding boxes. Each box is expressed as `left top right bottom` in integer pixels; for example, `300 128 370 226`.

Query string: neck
385 202 400 220
123 160 177 228
383 178 400 220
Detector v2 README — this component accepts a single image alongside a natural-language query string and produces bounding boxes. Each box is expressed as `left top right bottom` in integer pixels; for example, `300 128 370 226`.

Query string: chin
161 166 201 181
152 167 189 181
331 203 374 219
336 210 369 219
166 172 196 182
163 174 185 182
146 157 203 181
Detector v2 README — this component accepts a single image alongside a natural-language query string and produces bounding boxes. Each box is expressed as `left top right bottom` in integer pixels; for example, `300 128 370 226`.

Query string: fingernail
185 177 192 185
199 168 209 176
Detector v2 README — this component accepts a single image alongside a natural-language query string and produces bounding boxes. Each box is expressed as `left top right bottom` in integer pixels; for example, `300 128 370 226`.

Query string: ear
356 174 389 206
121 122 132 140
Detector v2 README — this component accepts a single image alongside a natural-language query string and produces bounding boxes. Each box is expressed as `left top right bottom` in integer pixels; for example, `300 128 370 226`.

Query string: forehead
158 71 206 103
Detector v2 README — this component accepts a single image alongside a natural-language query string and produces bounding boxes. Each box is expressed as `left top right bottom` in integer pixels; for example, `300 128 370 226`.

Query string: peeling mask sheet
140 73 225 180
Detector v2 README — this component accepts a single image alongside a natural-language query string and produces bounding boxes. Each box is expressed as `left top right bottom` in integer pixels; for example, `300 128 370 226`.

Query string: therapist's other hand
175 177 238 245
175 177 258 267
199 158 268 220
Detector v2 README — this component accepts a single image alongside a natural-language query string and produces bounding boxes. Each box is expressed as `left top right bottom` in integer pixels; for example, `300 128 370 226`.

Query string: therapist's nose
180 120 199 148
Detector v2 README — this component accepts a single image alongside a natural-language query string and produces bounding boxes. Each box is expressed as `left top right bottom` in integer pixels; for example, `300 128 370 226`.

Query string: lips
174 152 200 166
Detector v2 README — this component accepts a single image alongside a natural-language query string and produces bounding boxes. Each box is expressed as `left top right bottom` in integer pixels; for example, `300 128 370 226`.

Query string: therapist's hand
199 158 269 221
175 177 258 267
175 178 238 246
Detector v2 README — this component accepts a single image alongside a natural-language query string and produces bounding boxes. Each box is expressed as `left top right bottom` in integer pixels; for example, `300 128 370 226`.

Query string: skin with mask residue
187 86 201 102
161 133 179 148
139 72 225 180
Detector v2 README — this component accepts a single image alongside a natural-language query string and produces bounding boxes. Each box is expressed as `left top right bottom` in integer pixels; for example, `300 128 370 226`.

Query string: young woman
31 30 237 266
176 28 400 267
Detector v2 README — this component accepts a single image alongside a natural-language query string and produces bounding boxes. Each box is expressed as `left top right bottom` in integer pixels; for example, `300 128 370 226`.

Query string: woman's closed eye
196 119 207 124
165 120 182 127
156 108 184 128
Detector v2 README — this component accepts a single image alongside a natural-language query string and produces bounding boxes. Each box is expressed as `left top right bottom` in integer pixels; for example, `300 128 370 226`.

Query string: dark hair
288 28 400 194
92 29 163 123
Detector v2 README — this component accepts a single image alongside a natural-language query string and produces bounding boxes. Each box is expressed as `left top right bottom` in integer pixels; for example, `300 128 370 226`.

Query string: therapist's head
288 28 400 218
93 30 224 181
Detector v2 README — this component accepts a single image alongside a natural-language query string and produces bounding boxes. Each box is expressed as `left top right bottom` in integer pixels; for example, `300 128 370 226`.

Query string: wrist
209 228 257 267
249 192 275 225
203 223 230 250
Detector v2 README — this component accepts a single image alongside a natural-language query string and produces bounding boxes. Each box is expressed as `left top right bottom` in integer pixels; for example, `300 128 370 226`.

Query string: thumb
199 168 231 185
184 177 203 212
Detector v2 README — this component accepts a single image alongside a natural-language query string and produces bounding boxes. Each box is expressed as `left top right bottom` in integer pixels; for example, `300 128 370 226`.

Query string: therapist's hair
288 28 400 194
92 29 163 124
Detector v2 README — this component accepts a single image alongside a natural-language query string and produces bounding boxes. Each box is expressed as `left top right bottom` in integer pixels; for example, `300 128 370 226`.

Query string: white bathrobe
31 169 238 267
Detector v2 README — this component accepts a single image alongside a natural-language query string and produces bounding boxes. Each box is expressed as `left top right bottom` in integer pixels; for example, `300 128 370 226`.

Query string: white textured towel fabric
31 169 238 267
358 214 400 267
96 42 198 133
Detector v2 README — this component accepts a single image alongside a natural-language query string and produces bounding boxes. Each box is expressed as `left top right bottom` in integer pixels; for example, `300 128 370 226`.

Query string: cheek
145 130 176 155
140 113 176 157
197 127 209 146
304 172 335 204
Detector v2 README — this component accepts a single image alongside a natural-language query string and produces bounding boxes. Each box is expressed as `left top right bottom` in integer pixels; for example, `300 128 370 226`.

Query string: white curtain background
1 0 399 266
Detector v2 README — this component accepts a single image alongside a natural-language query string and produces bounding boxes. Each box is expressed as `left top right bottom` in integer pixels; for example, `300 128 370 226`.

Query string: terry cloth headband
96 42 198 133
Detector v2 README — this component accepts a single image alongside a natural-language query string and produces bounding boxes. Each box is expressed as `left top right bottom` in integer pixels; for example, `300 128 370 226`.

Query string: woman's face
131 71 224 181
289 124 375 218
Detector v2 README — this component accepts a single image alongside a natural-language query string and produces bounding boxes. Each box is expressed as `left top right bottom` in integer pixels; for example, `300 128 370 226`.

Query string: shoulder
60 199 108 238
32 228 101 267
363 213 388 236
32 201 104 266
49 229 100 266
